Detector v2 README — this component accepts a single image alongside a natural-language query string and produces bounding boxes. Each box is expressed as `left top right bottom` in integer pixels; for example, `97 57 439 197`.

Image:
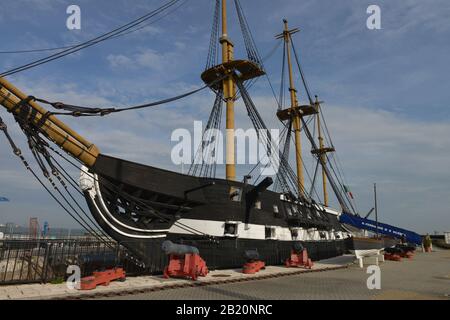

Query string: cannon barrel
252 177 273 195
246 177 273 204
77 253 118 266
292 242 304 253
395 244 416 252
384 247 403 255
161 240 200 255
0 76 99 167
244 249 260 261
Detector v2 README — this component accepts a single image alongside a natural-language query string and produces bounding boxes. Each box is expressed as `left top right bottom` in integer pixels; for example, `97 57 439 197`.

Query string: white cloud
135 49 165 70
107 48 180 72
107 54 134 68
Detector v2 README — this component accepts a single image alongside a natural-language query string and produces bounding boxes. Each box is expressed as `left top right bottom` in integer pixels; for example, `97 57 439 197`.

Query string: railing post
42 243 52 284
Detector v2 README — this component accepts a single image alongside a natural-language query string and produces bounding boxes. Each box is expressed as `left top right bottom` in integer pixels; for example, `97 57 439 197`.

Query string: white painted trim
80 167 167 239
168 218 349 241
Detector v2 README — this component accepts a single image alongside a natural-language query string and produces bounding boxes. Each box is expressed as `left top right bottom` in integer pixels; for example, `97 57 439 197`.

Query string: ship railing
0 239 157 285
0 237 351 286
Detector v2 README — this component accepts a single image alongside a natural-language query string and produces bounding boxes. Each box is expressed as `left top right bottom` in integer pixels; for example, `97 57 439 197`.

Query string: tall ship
0 0 421 271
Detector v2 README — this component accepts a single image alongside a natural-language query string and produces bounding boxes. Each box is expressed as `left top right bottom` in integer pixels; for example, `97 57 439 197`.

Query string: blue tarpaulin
339 212 422 245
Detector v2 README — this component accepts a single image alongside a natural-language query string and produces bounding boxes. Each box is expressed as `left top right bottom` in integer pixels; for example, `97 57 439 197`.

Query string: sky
0 0 449 233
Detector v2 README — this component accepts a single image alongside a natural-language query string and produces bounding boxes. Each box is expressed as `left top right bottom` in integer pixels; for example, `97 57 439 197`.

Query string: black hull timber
114 236 348 274
83 154 348 269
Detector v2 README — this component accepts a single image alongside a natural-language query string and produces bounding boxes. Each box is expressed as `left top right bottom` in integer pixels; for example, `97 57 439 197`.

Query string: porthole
224 222 238 237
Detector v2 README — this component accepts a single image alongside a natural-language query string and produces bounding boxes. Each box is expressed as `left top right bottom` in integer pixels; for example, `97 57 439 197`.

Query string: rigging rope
0 0 189 55
300 116 355 214
17 119 112 240
234 0 262 66
0 116 113 245
189 89 224 178
206 0 221 70
31 75 227 117
309 160 320 197
230 40 282 103
0 0 181 77
290 34 313 105
237 80 313 200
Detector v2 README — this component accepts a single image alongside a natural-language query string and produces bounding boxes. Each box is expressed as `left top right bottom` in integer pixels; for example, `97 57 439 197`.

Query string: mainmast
276 20 307 197
276 20 336 204
221 0 236 181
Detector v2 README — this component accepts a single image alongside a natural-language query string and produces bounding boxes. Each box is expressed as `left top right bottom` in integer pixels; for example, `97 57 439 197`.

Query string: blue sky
0 0 449 233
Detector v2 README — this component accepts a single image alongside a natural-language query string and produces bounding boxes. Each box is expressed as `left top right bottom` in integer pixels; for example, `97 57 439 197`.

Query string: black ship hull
113 235 348 273
81 154 350 269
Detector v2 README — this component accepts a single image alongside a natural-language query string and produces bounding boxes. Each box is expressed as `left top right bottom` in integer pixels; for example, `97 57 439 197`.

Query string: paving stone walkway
104 250 450 300
0 255 355 300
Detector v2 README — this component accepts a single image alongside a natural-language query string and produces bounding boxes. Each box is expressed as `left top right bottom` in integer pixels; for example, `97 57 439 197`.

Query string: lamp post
374 183 379 238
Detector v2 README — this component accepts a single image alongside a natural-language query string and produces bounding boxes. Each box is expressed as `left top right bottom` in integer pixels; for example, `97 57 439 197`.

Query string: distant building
445 232 450 245
0 222 86 239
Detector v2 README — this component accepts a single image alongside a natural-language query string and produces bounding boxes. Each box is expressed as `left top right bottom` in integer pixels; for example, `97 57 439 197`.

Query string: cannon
384 247 403 255
162 241 207 281
161 240 200 256
292 242 304 254
394 244 416 259
395 244 416 253
244 249 260 262
285 242 313 269
242 249 265 274
384 247 403 261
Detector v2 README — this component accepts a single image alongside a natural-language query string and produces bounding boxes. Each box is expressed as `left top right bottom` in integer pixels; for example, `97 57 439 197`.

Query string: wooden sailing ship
0 0 383 270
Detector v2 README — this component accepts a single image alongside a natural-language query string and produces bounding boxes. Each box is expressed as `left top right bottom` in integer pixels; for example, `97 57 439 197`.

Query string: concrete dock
0 250 448 300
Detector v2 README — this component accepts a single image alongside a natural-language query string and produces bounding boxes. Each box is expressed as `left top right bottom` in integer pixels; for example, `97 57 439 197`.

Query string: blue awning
339 212 422 245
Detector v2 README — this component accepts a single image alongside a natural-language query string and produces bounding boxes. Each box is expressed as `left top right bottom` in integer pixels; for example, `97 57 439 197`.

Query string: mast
276 21 336 204
312 96 335 207
221 0 236 181
201 0 265 181
278 20 304 196
316 101 328 206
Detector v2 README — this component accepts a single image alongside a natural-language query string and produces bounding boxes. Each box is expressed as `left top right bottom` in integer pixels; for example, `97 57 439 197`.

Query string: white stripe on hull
169 218 350 241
